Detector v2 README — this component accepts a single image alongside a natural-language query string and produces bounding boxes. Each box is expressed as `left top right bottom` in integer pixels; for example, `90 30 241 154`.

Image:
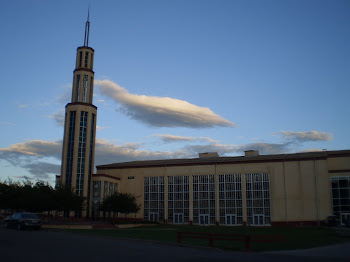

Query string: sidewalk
266 242 350 260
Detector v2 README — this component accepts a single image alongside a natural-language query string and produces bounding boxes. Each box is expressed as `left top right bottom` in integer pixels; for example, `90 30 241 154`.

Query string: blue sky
0 0 349 185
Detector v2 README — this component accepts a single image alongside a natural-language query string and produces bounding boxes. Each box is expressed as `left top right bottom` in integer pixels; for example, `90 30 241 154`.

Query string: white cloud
154 134 217 143
47 112 65 126
57 84 72 104
1 122 16 126
0 140 62 158
96 125 110 131
95 79 236 128
275 131 333 142
182 142 292 156
0 128 332 181
0 140 62 182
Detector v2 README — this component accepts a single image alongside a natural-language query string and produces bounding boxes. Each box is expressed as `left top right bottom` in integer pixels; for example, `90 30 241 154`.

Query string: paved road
266 242 350 260
0 227 348 262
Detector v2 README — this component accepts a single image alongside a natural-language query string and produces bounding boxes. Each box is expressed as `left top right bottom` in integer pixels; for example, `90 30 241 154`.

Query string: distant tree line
0 179 85 217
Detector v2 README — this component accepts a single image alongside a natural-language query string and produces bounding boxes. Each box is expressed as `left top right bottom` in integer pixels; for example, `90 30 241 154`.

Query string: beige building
91 150 350 226
58 15 350 226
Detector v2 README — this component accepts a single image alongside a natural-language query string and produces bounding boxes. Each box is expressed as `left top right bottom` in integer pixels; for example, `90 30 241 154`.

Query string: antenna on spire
84 6 90 46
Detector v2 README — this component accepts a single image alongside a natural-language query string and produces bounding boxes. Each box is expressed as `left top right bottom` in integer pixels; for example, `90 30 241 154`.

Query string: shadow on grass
51 225 350 252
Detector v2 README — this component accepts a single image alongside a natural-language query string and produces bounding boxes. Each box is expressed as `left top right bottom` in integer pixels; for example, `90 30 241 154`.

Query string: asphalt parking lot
0 226 349 262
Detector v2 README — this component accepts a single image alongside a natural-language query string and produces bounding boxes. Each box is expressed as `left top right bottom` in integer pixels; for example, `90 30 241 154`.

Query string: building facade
92 150 350 226
60 14 97 217
57 16 350 225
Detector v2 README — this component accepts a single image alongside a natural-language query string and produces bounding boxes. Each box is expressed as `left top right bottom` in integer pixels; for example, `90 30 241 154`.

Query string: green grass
54 225 350 252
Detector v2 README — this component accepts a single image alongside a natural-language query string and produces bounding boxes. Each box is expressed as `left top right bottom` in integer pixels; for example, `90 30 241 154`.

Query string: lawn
57 225 350 252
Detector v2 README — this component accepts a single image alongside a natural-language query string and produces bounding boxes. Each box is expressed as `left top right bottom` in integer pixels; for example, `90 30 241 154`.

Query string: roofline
92 174 120 181
66 102 97 110
96 149 350 170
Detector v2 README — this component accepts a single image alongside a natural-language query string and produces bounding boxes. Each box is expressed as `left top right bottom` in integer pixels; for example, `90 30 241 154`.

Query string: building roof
96 149 350 170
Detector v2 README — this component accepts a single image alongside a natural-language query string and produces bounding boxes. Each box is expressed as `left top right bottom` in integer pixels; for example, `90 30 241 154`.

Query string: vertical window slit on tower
85 52 89 67
65 111 76 188
89 77 93 103
83 75 88 102
75 75 81 102
76 111 88 196
79 51 82 67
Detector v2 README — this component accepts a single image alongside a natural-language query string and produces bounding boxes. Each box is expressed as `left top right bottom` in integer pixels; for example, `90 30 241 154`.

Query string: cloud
274 131 333 142
1 122 16 126
0 140 62 182
0 139 62 178
95 79 236 128
24 162 61 180
96 126 110 131
155 134 217 143
0 140 62 158
47 112 65 126
94 139 174 165
57 84 72 104
0 128 331 181
182 142 292 156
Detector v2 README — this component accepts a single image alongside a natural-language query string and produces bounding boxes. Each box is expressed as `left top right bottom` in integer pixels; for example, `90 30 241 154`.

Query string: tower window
82 75 88 102
75 75 81 102
85 52 89 67
79 51 82 67
89 76 93 103
76 111 88 196
65 111 76 188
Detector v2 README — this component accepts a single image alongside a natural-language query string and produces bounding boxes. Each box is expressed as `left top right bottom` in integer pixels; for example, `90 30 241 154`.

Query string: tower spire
84 7 90 46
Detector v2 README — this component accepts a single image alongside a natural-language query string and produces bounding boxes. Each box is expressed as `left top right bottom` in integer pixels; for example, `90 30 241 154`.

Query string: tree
53 184 86 215
0 179 86 218
100 192 141 218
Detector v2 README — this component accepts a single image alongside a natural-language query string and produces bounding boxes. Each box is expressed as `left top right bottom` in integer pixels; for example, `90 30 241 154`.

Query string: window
75 75 81 102
144 177 165 222
104 181 108 199
331 177 350 225
76 111 88 196
168 176 190 224
92 181 101 219
89 76 93 103
65 111 76 188
193 175 215 225
219 174 243 225
245 173 271 226
86 113 95 215
109 182 113 196
79 51 82 67
85 52 89 67
82 75 88 102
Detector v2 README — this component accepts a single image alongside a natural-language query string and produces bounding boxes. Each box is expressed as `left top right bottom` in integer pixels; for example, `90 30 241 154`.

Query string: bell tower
60 11 97 217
